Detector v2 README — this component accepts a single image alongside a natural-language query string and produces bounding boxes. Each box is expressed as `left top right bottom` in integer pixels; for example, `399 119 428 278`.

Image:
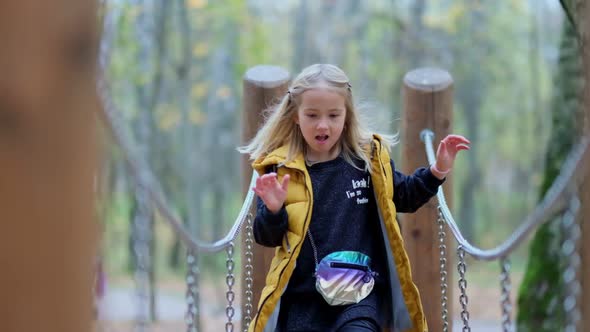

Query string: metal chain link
127 3 156 329
185 250 200 332
132 187 152 332
499 258 513 332
437 207 449 332
226 242 236 332
562 196 581 332
243 214 255 332
457 246 471 332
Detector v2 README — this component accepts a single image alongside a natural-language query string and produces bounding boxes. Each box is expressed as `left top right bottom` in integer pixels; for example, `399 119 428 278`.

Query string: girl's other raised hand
253 172 290 214
431 134 470 179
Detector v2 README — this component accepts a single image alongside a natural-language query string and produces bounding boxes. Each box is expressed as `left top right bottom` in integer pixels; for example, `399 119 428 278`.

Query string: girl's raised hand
432 134 470 178
253 172 290 214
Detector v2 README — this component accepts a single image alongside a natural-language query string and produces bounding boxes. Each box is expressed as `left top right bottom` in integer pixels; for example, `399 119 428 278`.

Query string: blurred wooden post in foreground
241 65 290 329
400 68 454 331
0 1 100 332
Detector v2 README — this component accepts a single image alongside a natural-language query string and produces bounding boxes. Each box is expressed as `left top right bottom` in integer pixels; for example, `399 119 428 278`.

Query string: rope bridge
98 67 589 331
97 30 589 329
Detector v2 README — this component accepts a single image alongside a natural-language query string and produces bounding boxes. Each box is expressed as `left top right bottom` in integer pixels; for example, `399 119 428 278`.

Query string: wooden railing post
400 68 454 331
241 65 290 329
0 1 99 332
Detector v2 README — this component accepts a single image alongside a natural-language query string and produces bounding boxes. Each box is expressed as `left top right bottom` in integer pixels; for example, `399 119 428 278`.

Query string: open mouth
316 135 329 143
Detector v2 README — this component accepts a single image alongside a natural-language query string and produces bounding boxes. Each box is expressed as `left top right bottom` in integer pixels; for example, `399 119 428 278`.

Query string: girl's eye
306 114 317 118
330 114 340 118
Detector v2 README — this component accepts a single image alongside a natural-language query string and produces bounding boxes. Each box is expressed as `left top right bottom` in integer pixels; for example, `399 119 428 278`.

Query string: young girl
239 64 469 332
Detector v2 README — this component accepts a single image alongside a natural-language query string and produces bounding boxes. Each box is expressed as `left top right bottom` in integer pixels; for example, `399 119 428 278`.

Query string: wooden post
400 68 454 330
0 1 99 332
241 65 290 328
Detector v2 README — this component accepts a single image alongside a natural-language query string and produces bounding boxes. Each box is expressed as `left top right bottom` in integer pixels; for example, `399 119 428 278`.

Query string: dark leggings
336 318 380 332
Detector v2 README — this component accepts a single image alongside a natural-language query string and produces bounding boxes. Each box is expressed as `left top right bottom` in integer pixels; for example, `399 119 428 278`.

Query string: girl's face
295 88 346 162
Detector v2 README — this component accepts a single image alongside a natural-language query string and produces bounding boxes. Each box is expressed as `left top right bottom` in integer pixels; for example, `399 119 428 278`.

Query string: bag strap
307 230 319 266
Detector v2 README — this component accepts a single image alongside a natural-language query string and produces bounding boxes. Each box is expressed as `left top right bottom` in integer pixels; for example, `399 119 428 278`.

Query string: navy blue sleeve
391 159 445 213
253 196 289 247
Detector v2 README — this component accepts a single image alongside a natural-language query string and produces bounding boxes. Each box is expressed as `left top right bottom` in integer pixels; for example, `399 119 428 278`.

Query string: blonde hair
238 64 397 172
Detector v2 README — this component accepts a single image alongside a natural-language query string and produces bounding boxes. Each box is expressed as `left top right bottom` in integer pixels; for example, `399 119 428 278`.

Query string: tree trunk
456 2 487 242
516 16 584 331
130 0 172 320
292 0 312 71
407 0 426 68
574 0 590 329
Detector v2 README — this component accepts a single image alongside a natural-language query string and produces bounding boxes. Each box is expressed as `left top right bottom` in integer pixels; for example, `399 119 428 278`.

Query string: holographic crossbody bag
308 231 377 306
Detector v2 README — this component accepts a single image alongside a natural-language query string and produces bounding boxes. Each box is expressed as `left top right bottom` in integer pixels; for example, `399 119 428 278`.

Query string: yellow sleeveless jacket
248 135 427 332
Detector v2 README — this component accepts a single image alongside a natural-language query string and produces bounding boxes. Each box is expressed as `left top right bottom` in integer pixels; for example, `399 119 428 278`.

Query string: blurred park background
91 0 582 331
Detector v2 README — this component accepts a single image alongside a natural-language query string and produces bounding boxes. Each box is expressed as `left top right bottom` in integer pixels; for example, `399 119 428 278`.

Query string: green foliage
516 17 584 331
103 191 134 275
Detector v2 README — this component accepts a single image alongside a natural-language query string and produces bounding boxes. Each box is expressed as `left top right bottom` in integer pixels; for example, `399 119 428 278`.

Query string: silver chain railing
242 214 255 332
185 250 200 332
437 208 450 332
97 3 258 330
499 258 512 332
98 17 258 254
421 129 589 260
132 187 153 332
421 129 589 331
457 246 470 332
100 83 258 253
98 43 259 332
562 196 581 332
98 14 258 332
225 243 236 332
